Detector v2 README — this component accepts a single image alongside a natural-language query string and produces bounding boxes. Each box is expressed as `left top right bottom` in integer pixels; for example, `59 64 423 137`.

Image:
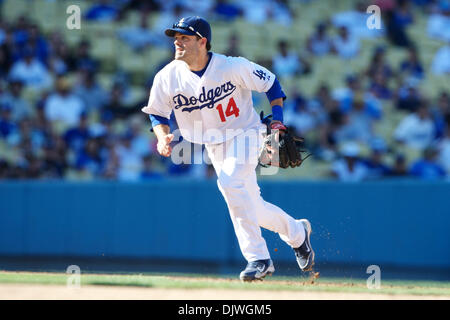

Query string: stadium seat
210 23 232 53
65 168 94 181
31 0 65 33
116 45 148 73
97 73 114 91
2 0 28 22
51 120 72 136
126 86 146 107
0 140 10 162
149 47 172 70
394 144 423 166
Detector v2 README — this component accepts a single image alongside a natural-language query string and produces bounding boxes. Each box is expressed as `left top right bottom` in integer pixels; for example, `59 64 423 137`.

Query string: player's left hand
259 122 310 169
269 120 287 132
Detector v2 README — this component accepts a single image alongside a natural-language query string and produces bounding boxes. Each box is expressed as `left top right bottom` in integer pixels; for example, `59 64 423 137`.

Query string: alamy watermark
66 5 81 30
167 124 281 175
66 265 81 289
366 5 381 30
366 265 381 289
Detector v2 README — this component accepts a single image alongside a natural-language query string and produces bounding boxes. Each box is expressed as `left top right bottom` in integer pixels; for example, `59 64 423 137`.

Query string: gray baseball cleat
239 259 275 282
293 219 315 272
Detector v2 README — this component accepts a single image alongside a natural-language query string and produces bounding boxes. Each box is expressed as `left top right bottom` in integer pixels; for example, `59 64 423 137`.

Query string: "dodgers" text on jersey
173 81 236 113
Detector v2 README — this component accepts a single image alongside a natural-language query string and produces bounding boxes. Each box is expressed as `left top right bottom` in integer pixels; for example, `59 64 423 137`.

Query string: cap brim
165 28 196 38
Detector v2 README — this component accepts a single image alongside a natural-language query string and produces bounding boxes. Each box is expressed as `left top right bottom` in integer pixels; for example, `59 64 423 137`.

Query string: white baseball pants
205 127 305 262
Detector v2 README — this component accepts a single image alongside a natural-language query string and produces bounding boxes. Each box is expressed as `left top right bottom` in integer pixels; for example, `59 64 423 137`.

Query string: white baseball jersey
142 52 307 263
142 53 275 144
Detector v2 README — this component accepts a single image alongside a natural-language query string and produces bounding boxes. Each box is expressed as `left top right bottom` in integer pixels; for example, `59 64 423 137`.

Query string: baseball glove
259 112 311 169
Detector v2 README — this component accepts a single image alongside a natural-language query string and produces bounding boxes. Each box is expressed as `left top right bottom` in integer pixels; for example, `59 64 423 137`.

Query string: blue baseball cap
165 16 211 43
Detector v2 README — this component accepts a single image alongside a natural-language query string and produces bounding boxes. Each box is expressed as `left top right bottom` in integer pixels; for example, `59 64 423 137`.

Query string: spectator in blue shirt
383 5 412 47
64 113 90 153
23 24 49 65
12 16 30 49
366 46 394 81
430 91 450 139
370 70 393 100
213 0 242 21
0 80 32 122
0 41 12 79
396 81 422 112
70 40 99 73
75 138 106 178
306 23 332 57
41 135 67 178
334 74 383 119
73 70 108 113
361 138 393 179
85 0 120 22
0 104 17 138
140 154 163 180
409 146 446 179
394 0 414 27
400 46 424 80
390 154 409 177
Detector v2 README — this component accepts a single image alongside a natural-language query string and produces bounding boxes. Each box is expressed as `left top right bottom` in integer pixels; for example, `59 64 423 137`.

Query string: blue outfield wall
0 180 449 270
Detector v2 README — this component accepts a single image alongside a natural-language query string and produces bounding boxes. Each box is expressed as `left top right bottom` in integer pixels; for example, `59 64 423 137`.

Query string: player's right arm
141 71 174 157
152 123 174 157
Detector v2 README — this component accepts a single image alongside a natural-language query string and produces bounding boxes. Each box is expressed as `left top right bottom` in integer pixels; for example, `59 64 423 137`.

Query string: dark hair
197 36 211 51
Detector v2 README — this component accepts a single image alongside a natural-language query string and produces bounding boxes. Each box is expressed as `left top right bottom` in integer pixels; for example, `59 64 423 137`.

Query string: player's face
173 33 202 63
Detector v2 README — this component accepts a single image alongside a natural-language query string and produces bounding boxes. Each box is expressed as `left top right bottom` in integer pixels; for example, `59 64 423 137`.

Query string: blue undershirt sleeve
149 114 170 128
265 78 286 122
265 77 286 102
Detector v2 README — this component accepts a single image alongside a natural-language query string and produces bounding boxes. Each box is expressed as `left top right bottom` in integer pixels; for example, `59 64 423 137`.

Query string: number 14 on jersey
216 97 240 122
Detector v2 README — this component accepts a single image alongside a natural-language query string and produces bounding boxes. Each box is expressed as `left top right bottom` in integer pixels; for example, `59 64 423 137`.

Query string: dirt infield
1 284 447 300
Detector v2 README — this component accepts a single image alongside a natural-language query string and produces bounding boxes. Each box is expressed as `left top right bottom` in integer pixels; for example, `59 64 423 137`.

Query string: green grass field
1 271 449 298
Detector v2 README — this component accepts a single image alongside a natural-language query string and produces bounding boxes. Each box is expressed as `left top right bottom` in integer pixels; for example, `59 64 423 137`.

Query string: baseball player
142 16 314 281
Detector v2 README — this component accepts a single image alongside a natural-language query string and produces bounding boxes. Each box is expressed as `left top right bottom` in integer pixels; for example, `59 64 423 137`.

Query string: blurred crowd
0 0 449 182
280 0 450 181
